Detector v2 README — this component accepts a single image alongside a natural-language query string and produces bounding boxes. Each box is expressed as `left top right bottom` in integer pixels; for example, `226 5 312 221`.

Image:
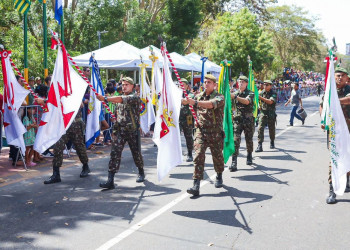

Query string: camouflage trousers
180 121 194 152
257 114 276 144
52 120 88 168
193 131 224 180
328 162 350 184
108 130 144 173
233 117 255 157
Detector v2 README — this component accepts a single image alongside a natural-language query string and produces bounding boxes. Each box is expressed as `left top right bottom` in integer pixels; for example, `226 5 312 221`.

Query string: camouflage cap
180 78 189 85
263 80 273 85
238 75 248 82
204 74 216 83
335 67 349 75
122 77 134 85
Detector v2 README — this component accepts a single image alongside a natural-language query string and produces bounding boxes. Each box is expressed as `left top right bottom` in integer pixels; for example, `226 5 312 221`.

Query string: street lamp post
97 30 108 49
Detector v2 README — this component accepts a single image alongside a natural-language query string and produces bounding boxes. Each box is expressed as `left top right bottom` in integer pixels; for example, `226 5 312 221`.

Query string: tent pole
134 70 137 83
191 70 194 87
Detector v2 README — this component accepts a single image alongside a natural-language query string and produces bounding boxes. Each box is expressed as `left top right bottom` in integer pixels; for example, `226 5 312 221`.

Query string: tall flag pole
218 60 235 163
321 40 350 196
247 56 259 118
54 0 63 43
43 0 48 77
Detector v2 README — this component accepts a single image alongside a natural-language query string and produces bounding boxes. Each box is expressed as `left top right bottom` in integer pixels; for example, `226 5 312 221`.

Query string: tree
206 8 274 77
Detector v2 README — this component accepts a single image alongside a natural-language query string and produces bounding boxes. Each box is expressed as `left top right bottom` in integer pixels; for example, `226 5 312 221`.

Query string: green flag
248 60 259 118
13 0 31 15
218 61 235 163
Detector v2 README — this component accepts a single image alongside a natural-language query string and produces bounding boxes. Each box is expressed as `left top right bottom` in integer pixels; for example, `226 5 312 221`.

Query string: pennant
0 50 30 154
218 61 235 163
248 60 259 118
85 56 104 148
13 0 31 15
139 62 155 134
321 53 350 196
34 43 87 153
153 46 183 181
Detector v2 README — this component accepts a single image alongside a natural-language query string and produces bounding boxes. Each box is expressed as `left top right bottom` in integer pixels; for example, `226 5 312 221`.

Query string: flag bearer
320 67 350 204
180 78 195 162
35 97 90 184
97 77 145 190
185 74 225 197
230 75 255 171
255 80 277 152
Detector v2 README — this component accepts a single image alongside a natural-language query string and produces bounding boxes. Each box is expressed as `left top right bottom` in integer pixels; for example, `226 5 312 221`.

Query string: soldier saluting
97 77 145 190
255 80 277 152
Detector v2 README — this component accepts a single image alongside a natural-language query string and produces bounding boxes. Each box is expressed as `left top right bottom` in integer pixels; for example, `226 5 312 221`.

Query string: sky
277 0 350 54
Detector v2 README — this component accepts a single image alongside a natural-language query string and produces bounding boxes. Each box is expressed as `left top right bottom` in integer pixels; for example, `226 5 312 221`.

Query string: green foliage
206 8 274 77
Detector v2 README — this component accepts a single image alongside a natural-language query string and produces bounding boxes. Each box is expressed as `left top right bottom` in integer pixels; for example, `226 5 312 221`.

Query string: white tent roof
72 41 151 70
185 53 221 73
169 52 198 71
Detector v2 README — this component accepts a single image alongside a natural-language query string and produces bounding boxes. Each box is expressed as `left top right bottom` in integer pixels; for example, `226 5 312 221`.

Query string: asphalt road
1 95 349 250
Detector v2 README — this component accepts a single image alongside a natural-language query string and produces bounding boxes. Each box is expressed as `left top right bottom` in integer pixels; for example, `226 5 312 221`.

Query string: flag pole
43 0 48 77
60 13 64 44
24 12 28 83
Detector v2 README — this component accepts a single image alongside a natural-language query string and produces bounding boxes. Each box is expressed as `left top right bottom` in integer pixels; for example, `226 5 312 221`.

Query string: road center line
98 110 311 249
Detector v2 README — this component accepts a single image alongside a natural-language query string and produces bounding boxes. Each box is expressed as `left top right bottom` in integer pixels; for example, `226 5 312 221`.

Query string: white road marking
97 110 318 249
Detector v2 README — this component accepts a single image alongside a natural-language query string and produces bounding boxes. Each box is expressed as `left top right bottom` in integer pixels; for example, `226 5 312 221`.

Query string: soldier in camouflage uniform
180 78 195 162
97 77 145 190
320 67 350 204
230 75 255 172
185 74 225 196
35 97 90 184
255 80 277 152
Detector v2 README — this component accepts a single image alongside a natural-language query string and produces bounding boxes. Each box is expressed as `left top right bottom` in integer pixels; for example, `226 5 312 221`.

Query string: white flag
85 56 104 148
34 45 87 153
153 48 183 181
139 63 155 134
0 50 30 154
321 56 350 195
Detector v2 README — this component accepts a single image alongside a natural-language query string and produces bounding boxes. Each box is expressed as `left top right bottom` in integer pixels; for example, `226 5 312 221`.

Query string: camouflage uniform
179 91 195 152
232 89 255 156
108 92 144 173
257 89 277 144
52 110 88 168
193 90 225 180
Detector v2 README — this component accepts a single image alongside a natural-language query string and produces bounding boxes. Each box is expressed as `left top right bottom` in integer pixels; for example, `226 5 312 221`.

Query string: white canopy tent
169 52 200 72
185 52 222 74
72 41 152 70
140 45 164 68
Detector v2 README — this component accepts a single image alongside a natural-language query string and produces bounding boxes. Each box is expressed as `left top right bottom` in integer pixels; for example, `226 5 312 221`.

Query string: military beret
335 67 349 75
238 75 248 82
180 78 189 85
29 76 35 81
122 77 134 85
204 74 216 83
263 80 272 85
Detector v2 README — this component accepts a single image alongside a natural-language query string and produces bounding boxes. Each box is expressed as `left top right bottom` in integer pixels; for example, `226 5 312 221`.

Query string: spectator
22 107 39 167
285 83 305 126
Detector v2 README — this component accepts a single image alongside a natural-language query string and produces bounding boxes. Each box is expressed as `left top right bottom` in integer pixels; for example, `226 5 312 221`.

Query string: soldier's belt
198 127 222 133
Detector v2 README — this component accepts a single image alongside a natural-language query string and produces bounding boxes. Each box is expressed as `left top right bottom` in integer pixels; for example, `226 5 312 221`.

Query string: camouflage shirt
115 92 140 131
180 91 195 123
232 88 254 118
195 90 225 132
259 89 277 115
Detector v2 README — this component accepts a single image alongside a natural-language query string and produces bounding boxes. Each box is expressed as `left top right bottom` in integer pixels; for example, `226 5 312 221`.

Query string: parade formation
1 0 350 249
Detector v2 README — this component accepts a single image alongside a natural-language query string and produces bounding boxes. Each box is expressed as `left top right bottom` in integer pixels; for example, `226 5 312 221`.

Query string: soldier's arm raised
259 95 274 105
96 94 123 104
339 96 350 105
188 98 214 109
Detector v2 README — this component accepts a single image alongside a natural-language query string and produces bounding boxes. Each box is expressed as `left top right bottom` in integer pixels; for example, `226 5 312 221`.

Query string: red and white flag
34 43 87 153
0 50 30 154
153 47 183 181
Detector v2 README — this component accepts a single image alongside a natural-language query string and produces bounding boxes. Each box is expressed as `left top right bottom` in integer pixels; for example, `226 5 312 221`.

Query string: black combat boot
44 167 61 184
80 164 91 178
99 172 115 190
136 168 145 183
246 152 253 165
326 184 337 204
270 141 275 149
215 173 223 188
345 175 350 193
186 150 193 162
187 179 200 196
229 155 237 172
255 143 263 152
